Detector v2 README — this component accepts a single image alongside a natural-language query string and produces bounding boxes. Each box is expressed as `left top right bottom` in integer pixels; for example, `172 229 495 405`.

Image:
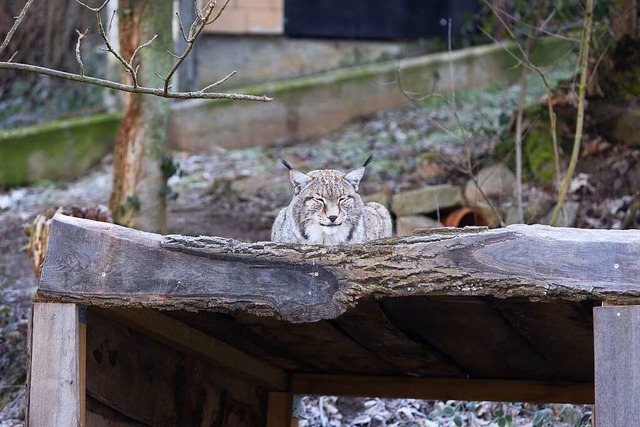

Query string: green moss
523 127 557 184
0 113 121 187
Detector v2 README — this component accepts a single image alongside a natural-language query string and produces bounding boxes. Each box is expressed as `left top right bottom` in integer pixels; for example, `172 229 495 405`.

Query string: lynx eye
339 196 353 205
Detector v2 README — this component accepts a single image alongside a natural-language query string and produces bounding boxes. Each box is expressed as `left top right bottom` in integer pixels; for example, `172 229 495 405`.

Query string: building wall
202 0 284 34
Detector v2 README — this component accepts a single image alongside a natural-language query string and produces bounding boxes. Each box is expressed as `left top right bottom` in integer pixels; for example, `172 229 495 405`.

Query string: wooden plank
380 296 555 379
170 311 318 372
333 298 464 377
38 215 640 323
86 310 267 426
92 307 288 390
594 305 640 426
492 299 594 382
230 312 398 375
266 392 293 427
28 303 85 427
291 374 595 404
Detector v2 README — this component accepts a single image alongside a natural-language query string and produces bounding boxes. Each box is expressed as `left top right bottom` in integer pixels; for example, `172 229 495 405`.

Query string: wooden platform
27 214 640 426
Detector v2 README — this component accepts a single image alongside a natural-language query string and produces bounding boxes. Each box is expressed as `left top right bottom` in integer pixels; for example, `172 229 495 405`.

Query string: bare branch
0 0 35 56
163 0 231 95
0 61 272 102
396 65 504 226
91 6 139 86
175 12 189 42
130 34 158 65
74 0 110 13
199 70 236 92
7 51 18 63
107 8 117 33
75 29 89 76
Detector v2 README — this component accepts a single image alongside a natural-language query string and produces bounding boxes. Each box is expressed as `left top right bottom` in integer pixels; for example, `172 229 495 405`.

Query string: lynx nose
328 215 338 223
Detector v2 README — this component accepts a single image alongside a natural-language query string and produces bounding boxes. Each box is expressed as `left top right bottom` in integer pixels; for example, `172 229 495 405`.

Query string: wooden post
28 303 86 427
594 305 640 427
266 392 297 427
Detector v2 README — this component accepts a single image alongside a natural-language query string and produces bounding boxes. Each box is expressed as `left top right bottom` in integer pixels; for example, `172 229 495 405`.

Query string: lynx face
271 160 392 245
292 170 366 242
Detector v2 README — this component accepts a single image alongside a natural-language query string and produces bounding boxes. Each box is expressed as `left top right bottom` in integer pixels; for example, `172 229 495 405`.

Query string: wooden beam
266 392 294 427
28 303 86 426
38 214 640 322
594 305 640 426
92 307 289 391
291 374 594 404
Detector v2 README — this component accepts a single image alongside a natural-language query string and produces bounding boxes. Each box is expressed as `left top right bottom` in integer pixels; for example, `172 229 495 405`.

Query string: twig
447 17 455 108
75 29 89 76
199 70 236 92
0 61 272 101
0 0 36 56
480 3 565 195
396 65 505 226
74 0 110 13
550 0 594 226
130 34 158 65
163 0 232 95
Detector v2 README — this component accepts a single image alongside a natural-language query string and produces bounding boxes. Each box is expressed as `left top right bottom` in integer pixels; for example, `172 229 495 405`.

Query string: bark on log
38 214 640 323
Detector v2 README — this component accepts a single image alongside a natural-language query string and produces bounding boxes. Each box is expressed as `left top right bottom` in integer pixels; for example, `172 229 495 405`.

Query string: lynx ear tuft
280 158 293 170
344 167 365 191
289 170 312 194
362 154 374 168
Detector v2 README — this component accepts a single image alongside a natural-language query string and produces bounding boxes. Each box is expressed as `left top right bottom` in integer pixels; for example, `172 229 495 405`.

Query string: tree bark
109 0 172 233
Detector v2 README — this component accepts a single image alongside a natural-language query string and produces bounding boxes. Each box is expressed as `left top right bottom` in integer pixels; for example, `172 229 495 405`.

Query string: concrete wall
170 37 571 152
197 35 422 89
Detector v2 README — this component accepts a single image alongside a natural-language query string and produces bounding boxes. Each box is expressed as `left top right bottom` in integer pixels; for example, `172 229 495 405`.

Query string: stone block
391 185 464 216
464 164 516 204
396 215 444 236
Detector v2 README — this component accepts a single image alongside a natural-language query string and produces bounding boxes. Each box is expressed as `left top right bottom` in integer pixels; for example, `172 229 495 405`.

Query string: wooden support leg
594 305 640 427
266 392 297 427
28 303 86 427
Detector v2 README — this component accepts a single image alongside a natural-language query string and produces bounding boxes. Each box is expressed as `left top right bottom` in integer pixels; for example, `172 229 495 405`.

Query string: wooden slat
92 307 289 390
292 374 595 404
170 311 318 372
39 215 640 323
266 392 294 427
86 311 267 426
492 299 594 382
28 303 85 427
333 299 464 377
594 305 640 426
380 297 554 379
230 312 398 375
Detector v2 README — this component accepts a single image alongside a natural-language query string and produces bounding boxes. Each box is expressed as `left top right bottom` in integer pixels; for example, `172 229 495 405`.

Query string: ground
4 63 635 425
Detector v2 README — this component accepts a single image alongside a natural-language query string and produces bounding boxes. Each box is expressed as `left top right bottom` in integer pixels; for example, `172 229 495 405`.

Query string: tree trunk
109 0 172 233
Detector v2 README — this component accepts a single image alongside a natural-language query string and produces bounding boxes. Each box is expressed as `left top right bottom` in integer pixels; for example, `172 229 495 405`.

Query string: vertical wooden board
266 392 293 427
28 303 84 427
230 312 399 375
380 296 555 379
594 305 640 427
334 299 464 377
492 300 595 382
169 311 317 372
86 311 266 427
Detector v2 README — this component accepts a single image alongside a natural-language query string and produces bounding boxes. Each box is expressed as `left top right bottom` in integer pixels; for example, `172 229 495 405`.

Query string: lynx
271 156 392 245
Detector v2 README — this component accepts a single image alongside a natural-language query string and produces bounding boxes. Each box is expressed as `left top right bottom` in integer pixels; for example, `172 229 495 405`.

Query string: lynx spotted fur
271 158 392 245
